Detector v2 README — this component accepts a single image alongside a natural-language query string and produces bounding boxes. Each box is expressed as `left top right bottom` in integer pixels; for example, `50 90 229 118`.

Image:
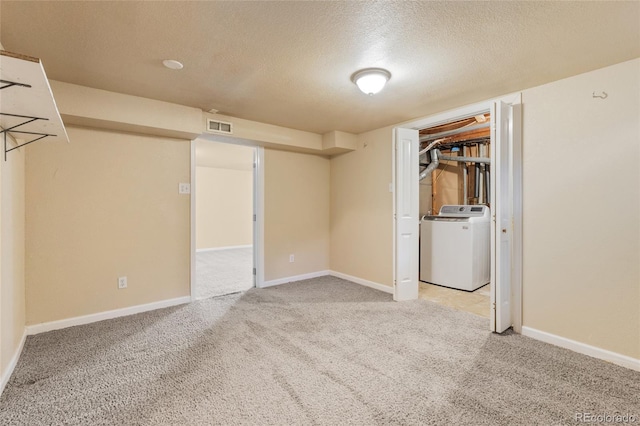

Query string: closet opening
418 112 492 318
394 95 521 333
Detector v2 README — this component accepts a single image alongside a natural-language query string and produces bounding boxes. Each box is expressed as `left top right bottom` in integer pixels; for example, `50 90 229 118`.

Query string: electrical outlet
179 183 191 194
118 276 127 289
289 254 295 263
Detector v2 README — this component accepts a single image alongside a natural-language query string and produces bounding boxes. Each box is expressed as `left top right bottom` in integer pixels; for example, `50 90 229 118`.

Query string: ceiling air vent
206 119 233 135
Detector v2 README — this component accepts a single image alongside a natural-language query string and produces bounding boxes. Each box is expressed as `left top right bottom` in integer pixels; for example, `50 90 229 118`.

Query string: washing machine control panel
439 205 489 217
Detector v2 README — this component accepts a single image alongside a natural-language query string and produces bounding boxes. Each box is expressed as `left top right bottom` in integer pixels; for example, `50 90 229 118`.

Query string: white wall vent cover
206 119 233 135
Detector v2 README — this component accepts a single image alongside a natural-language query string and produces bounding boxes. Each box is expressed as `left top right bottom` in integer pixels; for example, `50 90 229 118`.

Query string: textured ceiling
1 1 639 134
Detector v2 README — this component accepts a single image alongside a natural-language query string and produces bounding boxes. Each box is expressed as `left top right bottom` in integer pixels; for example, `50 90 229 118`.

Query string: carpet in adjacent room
195 247 253 299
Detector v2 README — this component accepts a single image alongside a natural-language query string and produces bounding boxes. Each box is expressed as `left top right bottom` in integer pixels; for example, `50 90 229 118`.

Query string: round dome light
351 68 391 96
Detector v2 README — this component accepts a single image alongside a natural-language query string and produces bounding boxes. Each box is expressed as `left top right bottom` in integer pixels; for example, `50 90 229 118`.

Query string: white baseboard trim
329 270 394 294
261 270 330 288
196 245 252 253
521 326 640 372
26 296 192 336
1 329 27 396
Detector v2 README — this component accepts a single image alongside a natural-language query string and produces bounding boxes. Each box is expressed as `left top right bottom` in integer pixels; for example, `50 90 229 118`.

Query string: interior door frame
190 138 265 301
392 93 522 333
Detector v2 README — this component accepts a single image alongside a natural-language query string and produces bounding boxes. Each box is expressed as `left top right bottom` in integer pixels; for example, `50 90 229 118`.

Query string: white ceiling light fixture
162 59 184 70
351 68 391 96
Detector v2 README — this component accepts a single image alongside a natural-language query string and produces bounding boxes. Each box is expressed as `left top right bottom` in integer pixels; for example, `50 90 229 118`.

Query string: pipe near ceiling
485 164 490 203
474 163 480 199
462 146 468 205
437 153 490 164
419 149 440 181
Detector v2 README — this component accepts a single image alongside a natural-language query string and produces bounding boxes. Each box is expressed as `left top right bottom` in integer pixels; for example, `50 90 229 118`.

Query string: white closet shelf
0 50 69 160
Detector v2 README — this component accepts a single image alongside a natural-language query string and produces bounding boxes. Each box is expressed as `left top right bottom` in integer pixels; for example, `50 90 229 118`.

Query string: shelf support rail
0 79 31 90
1 112 56 161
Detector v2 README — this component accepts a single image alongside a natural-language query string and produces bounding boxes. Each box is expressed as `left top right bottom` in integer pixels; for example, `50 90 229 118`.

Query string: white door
394 128 419 301
253 148 258 288
490 101 513 332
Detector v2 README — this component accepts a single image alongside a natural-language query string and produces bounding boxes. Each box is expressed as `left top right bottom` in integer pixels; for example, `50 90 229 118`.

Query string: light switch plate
179 183 191 194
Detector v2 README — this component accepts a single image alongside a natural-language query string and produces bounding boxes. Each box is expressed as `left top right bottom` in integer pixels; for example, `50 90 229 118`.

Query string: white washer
420 205 491 291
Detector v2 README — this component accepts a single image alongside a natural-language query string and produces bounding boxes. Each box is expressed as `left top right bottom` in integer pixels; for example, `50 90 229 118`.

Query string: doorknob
502 229 507 233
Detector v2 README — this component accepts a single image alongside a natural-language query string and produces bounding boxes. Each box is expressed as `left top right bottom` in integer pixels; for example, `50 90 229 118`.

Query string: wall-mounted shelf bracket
1 112 57 160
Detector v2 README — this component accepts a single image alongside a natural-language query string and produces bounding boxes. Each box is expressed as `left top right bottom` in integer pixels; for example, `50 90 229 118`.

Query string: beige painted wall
0 137 25 378
264 149 329 281
25 126 190 325
196 167 253 249
50 80 203 140
521 58 640 358
330 127 394 287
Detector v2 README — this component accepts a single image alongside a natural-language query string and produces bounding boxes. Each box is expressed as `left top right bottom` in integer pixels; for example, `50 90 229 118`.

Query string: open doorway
193 140 256 299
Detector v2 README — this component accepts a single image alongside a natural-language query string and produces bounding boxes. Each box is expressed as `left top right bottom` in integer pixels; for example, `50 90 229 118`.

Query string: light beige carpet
1 276 638 425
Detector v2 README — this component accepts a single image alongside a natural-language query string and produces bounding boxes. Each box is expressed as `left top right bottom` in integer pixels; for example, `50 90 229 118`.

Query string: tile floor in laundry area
418 281 491 318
